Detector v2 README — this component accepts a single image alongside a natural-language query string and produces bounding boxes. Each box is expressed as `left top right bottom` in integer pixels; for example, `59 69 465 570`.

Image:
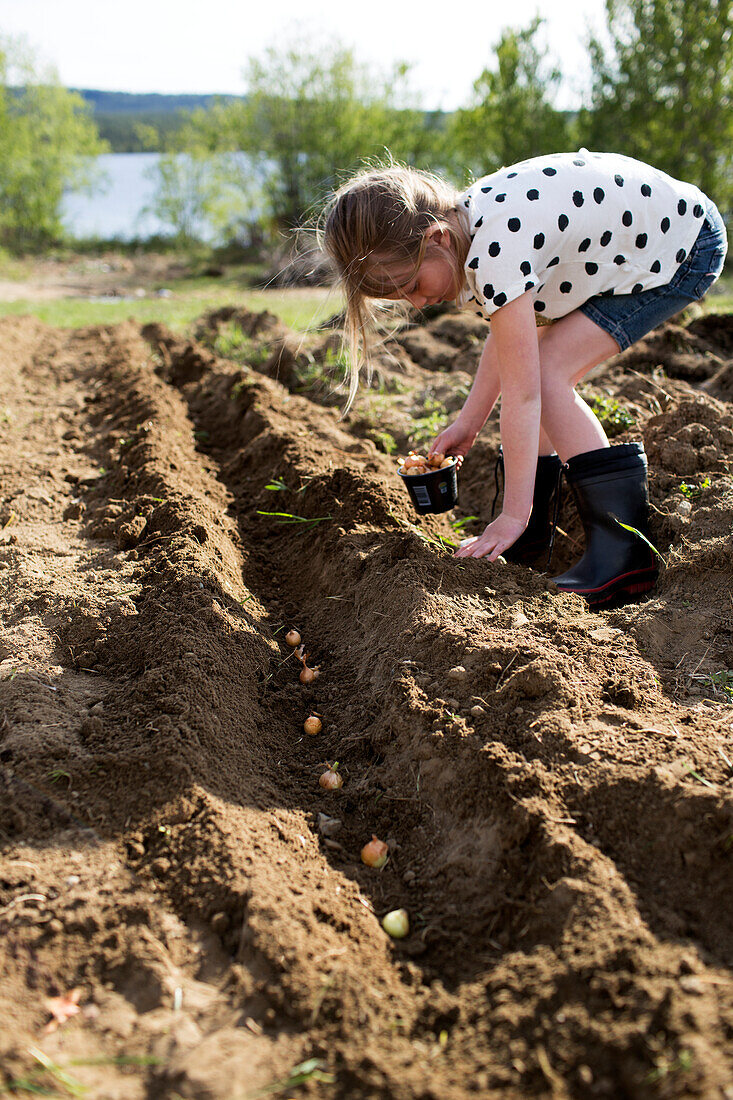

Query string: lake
62 153 172 241
62 151 261 242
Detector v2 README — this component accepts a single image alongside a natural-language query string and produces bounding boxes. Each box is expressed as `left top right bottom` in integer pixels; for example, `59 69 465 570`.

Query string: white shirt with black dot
459 150 708 321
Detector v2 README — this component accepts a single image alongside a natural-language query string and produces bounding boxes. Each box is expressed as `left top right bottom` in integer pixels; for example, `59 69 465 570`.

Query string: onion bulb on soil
285 629 301 647
361 836 389 868
304 715 322 736
382 908 410 939
319 764 343 790
296 647 319 684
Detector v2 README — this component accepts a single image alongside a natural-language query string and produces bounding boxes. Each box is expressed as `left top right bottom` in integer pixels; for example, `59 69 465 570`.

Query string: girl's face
380 227 462 309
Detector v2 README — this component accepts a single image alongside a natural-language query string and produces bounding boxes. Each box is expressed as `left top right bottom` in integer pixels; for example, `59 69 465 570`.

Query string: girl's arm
455 292 542 561
429 334 501 463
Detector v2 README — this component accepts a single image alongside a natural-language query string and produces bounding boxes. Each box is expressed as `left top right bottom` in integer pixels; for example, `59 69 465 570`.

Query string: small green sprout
400 520 457 552
684 765 717 789
644 1048 693 1084
680 476 711 499
612 518 665 561
451 515 478 532
698 669 733 700
368 429 398 454
256 510 332 528
248 1057 335 1098
48 769 71 786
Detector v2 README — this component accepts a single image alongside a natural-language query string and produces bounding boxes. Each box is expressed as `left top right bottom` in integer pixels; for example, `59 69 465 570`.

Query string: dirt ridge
0 310 732 1098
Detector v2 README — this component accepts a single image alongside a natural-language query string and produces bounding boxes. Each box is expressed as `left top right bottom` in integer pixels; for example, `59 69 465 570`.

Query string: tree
447 18 574 180
145 116 260 250
0 36 107 251
579 0 733 213
180 39 443 235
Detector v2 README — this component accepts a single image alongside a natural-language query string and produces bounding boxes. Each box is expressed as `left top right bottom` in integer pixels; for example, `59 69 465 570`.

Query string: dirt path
0 254 191 302
1 306 732 1098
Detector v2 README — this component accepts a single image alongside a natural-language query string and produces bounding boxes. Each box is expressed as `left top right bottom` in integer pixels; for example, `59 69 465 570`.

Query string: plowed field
1 304 732 1099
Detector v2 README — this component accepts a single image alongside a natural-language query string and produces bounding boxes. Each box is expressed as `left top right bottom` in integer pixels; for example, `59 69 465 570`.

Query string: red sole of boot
588 578 657 608
556 567 658 609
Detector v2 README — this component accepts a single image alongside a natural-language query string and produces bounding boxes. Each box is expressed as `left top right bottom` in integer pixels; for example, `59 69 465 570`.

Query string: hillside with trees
1 0 731 253
145 0 733 251
72 90 244 152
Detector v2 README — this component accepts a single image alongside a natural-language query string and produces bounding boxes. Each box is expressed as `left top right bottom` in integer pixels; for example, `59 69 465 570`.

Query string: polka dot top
459 150 708 320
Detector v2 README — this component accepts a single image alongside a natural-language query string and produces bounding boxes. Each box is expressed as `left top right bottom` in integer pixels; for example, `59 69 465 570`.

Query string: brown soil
1 298 733 1100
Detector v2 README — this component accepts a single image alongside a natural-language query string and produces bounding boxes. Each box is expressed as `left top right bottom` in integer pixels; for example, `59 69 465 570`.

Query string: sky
0 0 608 110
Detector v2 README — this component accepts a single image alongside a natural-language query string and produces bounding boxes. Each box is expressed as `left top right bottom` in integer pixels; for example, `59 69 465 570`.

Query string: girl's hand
454 512 527 562
429 419 478 468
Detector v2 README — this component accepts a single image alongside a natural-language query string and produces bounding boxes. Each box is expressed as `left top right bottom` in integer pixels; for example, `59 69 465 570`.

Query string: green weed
256 510 332 528
698 669 733 701
292 355 328 393
322 346 349 374
1 1051 162 1098
684 764 717 789
48 769 71 786
368 429 398 454
451 515 478 532
612 518 665 562
368 366 409 395
397 518 457 552
408 397 444 449
354 395 392 430
3 1047 85 1097
680 476 711 499
248 1057 335 1098
292 346 349 395
644 1048 693 1084
212 322 270 367
587 394 636 436
230 375 253 400
264 476 310 494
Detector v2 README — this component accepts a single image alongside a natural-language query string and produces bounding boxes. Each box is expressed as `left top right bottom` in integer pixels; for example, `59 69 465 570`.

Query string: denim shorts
579 196 728 350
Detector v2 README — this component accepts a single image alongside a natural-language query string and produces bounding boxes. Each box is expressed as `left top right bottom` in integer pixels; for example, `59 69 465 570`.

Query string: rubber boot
495 450 563 564
552 442 658 608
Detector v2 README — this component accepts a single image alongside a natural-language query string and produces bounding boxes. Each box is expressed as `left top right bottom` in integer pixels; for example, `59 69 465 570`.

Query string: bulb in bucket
397 452 458 515
399 451 453 475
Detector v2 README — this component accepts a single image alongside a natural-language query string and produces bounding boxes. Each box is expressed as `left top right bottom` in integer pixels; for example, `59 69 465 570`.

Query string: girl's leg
478 327 567 456
537 423 556 456
536 312 621 461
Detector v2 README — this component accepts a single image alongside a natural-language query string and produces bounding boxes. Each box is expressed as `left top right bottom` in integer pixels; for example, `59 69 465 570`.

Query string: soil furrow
1 310 732 1098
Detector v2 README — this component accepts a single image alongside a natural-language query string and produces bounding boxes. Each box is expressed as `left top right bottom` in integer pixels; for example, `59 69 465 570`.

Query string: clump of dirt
1 300 732 1099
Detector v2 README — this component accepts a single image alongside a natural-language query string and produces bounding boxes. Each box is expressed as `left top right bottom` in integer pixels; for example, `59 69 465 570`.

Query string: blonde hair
319 160 469 410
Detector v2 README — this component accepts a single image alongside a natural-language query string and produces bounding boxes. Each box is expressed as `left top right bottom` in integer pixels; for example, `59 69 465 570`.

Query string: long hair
319 159 469 411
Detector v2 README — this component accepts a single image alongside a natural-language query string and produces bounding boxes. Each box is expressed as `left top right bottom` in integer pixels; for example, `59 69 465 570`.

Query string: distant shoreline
71 88 246 153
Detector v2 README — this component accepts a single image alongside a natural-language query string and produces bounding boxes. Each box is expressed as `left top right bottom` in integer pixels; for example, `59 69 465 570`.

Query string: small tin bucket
399 460 458 515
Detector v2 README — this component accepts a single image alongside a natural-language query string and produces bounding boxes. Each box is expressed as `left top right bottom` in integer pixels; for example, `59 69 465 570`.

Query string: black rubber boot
495 450 563 564
552 442 658 608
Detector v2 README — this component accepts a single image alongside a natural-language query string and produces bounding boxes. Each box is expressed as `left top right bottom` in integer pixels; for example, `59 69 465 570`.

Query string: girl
321 152 727 607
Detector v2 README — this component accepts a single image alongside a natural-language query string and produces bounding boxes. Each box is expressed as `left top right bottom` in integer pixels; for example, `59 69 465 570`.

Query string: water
62 152 171 241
